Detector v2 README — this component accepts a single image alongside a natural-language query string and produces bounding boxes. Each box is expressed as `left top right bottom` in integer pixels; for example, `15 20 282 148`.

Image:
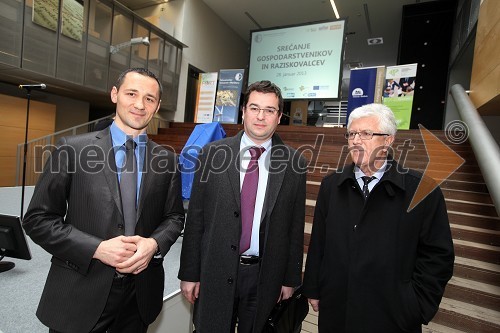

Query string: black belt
239 255 260 266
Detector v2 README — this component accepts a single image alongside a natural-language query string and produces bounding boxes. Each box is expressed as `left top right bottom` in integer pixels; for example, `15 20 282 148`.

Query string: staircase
151 123 500 333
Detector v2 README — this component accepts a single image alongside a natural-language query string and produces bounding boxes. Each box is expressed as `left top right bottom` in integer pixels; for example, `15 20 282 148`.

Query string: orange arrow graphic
407 125 465 212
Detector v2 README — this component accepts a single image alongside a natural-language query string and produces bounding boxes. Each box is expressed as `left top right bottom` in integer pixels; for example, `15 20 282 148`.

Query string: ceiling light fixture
330 0 340 19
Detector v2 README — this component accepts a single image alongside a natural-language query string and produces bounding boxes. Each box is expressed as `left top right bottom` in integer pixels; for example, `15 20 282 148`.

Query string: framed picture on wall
61 0 84 41
32 0 58 32
32 0 84 42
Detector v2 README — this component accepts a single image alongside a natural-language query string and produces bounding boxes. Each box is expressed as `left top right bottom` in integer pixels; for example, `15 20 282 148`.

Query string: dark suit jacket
23 128 184 333
178 131 307 333
302 161 454 333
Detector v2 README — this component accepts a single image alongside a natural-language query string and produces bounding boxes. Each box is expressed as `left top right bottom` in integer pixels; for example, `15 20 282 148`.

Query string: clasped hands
93 235 158 275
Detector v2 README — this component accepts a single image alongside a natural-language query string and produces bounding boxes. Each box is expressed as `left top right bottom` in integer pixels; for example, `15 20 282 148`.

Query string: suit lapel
228 132 243 210
263 135 288 220
95 129 122 216
136 139 153 221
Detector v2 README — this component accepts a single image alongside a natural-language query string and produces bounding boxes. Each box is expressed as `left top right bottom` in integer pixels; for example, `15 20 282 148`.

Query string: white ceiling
119 0 437 74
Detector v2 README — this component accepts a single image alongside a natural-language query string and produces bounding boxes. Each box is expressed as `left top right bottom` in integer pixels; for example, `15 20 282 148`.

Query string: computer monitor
0 214 31 273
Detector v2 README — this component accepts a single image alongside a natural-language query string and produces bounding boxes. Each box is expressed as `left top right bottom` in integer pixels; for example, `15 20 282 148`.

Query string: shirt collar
338 158 406 193
240 132 272 152
110 122 148 148
354 159 388 181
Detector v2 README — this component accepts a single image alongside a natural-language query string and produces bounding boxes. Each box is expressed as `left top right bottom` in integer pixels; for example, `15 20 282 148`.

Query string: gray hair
347 103 398 135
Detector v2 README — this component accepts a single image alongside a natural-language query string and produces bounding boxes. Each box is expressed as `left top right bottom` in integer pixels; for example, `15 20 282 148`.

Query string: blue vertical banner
346 66 385 124
213 69 245 124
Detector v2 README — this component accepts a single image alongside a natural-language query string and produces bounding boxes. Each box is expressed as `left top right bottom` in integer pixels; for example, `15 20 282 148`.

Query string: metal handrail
15 114 170 186
450 84 500 216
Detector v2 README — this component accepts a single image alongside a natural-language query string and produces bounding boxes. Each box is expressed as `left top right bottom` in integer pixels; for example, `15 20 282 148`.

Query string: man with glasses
303 103 454 332
179 80 307 333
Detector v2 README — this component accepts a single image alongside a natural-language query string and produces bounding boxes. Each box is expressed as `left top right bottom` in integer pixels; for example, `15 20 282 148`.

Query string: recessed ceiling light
367 37 383 45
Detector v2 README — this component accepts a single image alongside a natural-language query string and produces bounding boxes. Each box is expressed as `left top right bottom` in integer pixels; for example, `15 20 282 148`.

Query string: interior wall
0 93 56 187
49 95 90 133
469 0 500 115
137 0 249 122
445 33 475 125
483 116 500 144
0 82 90 187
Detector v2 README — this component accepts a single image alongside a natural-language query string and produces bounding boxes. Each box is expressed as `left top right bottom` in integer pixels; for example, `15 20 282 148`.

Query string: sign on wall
194 72 218 123
383 63 418 129
213 69 245 124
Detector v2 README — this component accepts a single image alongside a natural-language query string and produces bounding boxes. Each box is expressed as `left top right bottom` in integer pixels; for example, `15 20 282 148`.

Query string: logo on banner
235 73 243 81
388 68 399 77
352 88 364 97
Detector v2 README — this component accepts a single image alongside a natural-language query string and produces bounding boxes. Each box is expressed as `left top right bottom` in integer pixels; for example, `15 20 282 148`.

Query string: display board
248 19 346 100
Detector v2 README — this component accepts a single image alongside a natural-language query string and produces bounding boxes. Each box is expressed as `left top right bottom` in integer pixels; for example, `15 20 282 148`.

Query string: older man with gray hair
303 103 454 332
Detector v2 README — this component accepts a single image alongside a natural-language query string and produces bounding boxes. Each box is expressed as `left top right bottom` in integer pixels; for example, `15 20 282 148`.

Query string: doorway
184 64 204 122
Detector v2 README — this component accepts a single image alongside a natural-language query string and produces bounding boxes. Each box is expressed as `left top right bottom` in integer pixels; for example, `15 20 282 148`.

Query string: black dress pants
231 262 260 333
49 275 147 333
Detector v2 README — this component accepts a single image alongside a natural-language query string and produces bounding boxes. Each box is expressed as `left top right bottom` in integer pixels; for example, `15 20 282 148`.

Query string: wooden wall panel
0 157 17 186
0 93 56 186
470 0 500 115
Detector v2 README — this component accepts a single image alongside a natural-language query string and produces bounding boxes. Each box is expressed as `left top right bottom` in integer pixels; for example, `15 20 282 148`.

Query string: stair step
445 276 500 311
449 211 500 231
423 322 467 333
442 180 489 193
455 256 500 273
453 257 500 286
301 304 318 333
443 189 493 204
446 199 499 217
451 223 500 247
453 239 500 265
432 297 500 333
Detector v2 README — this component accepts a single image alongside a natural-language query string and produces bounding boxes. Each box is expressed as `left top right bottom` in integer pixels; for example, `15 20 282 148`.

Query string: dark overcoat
178 131 307 333
302 160 454 333
23 128 185 333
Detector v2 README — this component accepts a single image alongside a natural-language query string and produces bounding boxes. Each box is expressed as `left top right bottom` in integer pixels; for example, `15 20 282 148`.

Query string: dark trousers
49 275 147 333
231 262 260 333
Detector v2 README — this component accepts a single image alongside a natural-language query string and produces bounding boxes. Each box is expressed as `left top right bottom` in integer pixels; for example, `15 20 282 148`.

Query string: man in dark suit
178 80 307 333
302 103 454 332
23 68 185 333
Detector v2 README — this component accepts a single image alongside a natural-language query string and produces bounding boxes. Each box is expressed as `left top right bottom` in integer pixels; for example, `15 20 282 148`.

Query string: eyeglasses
344 130 389 140
246 105 279 117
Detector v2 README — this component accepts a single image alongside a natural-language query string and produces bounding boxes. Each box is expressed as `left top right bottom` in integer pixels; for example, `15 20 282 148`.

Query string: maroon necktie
240 146 265 254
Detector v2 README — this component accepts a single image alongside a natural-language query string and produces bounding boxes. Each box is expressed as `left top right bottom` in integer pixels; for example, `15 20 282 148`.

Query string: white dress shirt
354 160 387 194
239 133 272 256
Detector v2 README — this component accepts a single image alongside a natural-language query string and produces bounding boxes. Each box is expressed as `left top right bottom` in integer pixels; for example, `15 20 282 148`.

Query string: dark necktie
120 139 137 236
240 146 265 254
361 176 375 200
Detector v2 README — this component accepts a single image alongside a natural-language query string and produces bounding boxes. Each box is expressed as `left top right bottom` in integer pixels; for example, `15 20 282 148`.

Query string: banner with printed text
194 72 218 123
346 66 386 124
213 69 245 124
383 63 418 129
